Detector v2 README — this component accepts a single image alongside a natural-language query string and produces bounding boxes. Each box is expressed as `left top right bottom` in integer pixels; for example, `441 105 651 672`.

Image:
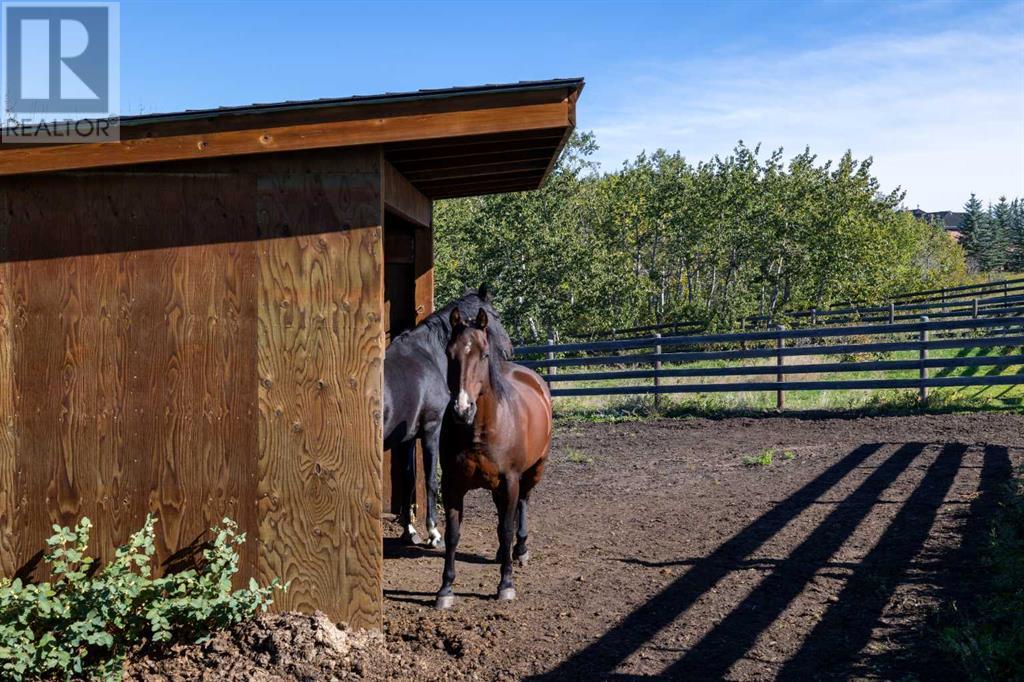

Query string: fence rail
568 275 1024 341
518 315 1024 402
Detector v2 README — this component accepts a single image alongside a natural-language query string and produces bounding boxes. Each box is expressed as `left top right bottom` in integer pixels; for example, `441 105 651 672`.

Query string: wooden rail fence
518 316 1024 402
570 275 1024 342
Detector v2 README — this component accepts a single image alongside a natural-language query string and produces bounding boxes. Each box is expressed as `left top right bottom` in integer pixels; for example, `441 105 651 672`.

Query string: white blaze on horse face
456 388 471 414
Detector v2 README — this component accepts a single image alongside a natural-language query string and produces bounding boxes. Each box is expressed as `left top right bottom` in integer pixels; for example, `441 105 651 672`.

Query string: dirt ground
126 413 1024 681
379 413 1023 681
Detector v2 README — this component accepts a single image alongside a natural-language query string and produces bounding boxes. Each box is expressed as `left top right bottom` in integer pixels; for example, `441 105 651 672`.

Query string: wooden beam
393 148 556 174
402 156 553 183
416 169 543 192
382 159 431 227
387 136 563 166
537 88 580 186
0 101 571 177
426 178 539 200
409 163 550 186
385 128 565 154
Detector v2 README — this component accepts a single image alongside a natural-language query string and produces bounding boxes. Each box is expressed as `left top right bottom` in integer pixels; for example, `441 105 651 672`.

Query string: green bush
0 515 284 681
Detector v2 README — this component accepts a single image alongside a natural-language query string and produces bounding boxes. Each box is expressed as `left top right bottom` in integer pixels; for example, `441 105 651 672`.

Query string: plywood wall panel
0 155 385 627
256 229 383 628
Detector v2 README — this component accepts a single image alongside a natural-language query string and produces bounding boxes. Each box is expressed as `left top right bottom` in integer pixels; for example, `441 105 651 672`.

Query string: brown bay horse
435 307 552 609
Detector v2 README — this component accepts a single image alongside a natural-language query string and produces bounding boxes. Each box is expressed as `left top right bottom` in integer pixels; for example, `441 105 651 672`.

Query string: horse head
446 307 494 424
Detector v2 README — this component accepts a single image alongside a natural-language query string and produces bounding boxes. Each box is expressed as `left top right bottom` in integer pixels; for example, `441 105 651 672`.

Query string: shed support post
776 325 785 411
919 315 929 404
653 332 662 411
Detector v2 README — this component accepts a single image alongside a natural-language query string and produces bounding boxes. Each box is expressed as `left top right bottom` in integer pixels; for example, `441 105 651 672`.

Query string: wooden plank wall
0 147 384 628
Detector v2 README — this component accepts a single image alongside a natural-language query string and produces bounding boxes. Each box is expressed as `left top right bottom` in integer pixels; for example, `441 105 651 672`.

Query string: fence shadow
528 441 1012 680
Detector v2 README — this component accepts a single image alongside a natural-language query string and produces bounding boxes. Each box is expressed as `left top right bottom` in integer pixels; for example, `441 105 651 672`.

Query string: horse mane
487 353 512 404
390 287 515 362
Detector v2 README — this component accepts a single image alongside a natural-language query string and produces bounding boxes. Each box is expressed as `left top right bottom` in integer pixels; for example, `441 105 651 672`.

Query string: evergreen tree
1010 198 1024 271
987 196 1013 271
957 193 985 264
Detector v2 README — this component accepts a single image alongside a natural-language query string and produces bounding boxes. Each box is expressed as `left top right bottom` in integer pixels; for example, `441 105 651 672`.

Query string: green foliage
0 515 283 681
940 471 1024 680
743 449 775 467
959 194 1024 273
435 134 970 341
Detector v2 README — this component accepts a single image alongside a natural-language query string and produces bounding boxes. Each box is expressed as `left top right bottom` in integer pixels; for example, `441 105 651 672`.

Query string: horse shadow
383 536 493 565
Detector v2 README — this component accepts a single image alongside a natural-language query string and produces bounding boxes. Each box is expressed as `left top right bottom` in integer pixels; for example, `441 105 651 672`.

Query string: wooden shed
0 78 583 628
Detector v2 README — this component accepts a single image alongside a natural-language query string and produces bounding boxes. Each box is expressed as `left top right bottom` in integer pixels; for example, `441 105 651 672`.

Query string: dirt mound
124 611 395 681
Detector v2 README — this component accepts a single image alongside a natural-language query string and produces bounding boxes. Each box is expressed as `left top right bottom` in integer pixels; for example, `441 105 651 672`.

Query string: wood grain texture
0 264 16 571
382 160 431 228
1 245 260 578
0 148 387 627
0 102 571 176
0 173 257 261
257 230 384 628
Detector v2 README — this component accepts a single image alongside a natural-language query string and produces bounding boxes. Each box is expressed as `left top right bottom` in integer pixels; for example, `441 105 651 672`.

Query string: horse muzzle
452 401 477 424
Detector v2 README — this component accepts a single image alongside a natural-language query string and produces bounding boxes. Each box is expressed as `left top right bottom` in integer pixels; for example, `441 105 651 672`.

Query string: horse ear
478 283 492 302
475 307 489 330
449 308 463 330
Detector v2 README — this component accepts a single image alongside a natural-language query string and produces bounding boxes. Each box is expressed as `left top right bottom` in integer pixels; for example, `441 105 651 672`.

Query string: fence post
973 297 979 320
740 318 747 350
547 332 557 377
919 315 929 404
776 325 785 411
889 302 895 325
811 308 817 326
653 332 662 410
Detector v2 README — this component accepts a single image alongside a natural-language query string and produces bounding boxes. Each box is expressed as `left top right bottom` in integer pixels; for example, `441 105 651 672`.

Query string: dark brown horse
435 307 552 609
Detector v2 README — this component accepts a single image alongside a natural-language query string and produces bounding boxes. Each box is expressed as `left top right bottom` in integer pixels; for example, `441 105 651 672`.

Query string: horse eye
482 352 489 359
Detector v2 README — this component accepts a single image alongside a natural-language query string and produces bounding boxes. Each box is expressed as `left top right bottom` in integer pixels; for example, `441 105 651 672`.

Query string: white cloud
585 5 1024 210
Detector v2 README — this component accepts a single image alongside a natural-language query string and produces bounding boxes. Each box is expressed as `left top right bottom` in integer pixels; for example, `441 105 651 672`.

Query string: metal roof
0 78 584 199
112 78 584 128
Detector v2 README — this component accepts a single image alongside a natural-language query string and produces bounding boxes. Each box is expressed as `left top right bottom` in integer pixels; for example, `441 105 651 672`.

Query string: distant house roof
0 78 584 199
909 209 965 231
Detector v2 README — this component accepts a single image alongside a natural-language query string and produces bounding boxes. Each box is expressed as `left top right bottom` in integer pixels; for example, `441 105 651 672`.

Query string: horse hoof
435 594 456 610
426 534 444 549
516 551 530 567
402 531 423 546
497 587 517 602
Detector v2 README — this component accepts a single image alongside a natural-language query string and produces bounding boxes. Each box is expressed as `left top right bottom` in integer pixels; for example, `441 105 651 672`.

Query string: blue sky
119 0 1023 209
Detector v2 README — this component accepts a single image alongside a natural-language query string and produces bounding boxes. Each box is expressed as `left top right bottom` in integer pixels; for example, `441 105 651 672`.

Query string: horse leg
421 423 443 548
514 495 530 566
435 490 464 610
515 458 544 566
395 440 421 546
493 475 520 601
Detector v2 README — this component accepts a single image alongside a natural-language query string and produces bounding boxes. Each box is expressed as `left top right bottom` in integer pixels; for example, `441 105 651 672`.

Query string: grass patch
565 449 594 465
743 448 775 467
939 469 1024 680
